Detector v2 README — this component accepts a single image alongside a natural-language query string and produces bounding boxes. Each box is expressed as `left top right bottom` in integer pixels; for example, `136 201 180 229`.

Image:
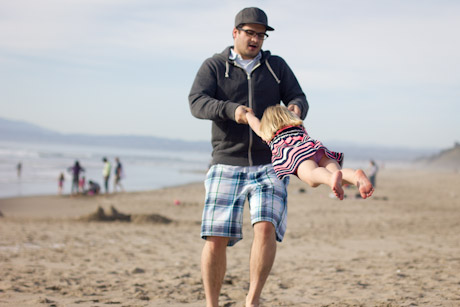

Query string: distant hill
415 142 460 169
0 116 59 137
0 117 211 152
0 117 441 162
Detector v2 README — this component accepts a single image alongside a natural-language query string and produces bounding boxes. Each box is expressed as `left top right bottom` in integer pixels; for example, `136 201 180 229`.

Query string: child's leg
316 156 345 200
319 156 374 199
297 159 345 200
340 168 374 199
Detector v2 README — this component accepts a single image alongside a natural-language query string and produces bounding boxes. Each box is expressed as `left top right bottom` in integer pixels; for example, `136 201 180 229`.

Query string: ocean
0 139 399 200
0 140 211 199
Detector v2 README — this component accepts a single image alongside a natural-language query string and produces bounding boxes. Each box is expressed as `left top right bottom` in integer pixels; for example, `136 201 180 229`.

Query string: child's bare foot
331 170 344 200
355 169 374 199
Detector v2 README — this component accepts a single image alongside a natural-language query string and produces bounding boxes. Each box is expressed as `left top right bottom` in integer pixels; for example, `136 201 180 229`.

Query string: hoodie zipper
231 59 262 166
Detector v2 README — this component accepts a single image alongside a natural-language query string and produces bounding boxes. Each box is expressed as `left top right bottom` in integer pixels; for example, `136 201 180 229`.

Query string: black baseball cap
234 7 274 31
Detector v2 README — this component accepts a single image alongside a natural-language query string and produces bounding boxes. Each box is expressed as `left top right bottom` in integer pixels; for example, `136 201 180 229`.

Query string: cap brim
257 22 274 31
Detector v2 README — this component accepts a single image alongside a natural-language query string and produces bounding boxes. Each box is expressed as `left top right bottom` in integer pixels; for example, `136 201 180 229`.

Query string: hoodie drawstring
225 61 229 78
266 60 281 84
226 58 280 84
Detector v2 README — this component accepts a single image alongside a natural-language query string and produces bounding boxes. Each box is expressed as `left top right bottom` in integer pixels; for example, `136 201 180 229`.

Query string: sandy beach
1 168 459 306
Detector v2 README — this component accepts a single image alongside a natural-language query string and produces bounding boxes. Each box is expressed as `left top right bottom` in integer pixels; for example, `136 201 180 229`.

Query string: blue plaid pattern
201 164 289 246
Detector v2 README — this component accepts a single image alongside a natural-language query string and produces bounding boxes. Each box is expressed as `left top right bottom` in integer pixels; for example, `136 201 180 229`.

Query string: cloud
0 0 459 149
0 0 232 61
269 1 460 89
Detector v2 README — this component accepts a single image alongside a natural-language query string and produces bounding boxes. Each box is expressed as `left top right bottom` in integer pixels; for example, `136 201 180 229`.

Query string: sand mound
132 213 173 224
78 206 173 224
78 206 131 222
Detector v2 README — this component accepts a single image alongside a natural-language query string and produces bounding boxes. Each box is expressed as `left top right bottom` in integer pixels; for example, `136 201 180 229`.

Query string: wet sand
1 168 459 306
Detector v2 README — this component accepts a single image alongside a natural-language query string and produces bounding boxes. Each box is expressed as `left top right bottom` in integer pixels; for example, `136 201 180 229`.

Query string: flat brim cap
235 7 274 31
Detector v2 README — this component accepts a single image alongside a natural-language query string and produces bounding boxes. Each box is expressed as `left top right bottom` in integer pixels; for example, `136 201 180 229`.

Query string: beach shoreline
1 168 460 306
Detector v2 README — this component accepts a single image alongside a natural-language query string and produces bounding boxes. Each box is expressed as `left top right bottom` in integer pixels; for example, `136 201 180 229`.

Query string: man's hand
235 105 253 124
287 104 301 118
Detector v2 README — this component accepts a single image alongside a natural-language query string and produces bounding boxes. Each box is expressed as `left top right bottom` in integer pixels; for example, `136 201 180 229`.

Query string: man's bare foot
331 170 344 200
355 169 374 199
246 296 259 307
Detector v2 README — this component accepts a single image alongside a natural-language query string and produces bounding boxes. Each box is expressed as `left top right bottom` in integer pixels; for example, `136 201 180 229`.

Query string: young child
246 105 374 200
79 176 86 194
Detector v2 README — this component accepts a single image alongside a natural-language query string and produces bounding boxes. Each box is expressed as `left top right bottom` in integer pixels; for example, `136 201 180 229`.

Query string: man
368 160 379 187
16 162 22 178
113 157 124 192
102 157 111 194
68 160 85 196
189 7 308 307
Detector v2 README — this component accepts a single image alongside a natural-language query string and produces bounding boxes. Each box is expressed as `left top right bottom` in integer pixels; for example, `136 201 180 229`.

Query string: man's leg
201 236 230 307
246 221 277 307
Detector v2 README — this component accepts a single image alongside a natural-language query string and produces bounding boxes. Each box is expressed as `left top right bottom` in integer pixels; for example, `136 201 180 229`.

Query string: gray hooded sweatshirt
189 46 309 167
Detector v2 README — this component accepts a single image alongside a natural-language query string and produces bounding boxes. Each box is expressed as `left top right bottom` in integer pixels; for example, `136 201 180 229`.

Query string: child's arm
246 112 263 139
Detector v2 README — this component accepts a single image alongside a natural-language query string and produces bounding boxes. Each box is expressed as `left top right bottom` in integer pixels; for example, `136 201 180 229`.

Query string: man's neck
229 48 262 61
230 48 258 61
230 49 261 74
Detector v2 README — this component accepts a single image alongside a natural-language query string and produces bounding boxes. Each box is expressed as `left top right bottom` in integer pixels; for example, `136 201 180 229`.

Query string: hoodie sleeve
188 58 240 122
274 57 309 120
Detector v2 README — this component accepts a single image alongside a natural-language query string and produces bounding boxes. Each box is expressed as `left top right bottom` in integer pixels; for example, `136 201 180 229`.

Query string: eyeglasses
238 28 269 40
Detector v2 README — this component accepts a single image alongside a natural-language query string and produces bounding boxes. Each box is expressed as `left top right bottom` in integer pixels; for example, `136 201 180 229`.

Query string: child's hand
287 104 301 118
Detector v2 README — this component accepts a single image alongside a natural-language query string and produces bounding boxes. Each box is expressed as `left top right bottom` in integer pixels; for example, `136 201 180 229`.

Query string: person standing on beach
189 7 308 307
68 160 84 195
113 157 124 193
58 172 65 195
368 160 379 187
102 157 111 194
16 162 22 178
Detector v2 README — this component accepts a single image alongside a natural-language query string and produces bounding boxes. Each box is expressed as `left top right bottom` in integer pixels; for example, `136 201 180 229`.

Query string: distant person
58 172 65 195
368 160 379 187
113 157 124 192
68 160 85 195
102 157 111 194
16 162 22 178
79 176 86 193
246 105 374 200
87 180 100 195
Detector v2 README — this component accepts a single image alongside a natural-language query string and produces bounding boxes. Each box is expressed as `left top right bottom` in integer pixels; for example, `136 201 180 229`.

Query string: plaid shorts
201 164 289 246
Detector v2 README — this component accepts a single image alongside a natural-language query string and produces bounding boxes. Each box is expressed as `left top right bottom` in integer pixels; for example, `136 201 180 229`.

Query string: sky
1 0 459 150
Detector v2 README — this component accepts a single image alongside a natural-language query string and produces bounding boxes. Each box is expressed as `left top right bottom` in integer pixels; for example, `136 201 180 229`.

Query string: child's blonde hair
259 105 303 141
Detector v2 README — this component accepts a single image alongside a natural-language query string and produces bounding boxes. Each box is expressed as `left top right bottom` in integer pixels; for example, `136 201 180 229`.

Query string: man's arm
188 59 241 122
273 56 309 119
